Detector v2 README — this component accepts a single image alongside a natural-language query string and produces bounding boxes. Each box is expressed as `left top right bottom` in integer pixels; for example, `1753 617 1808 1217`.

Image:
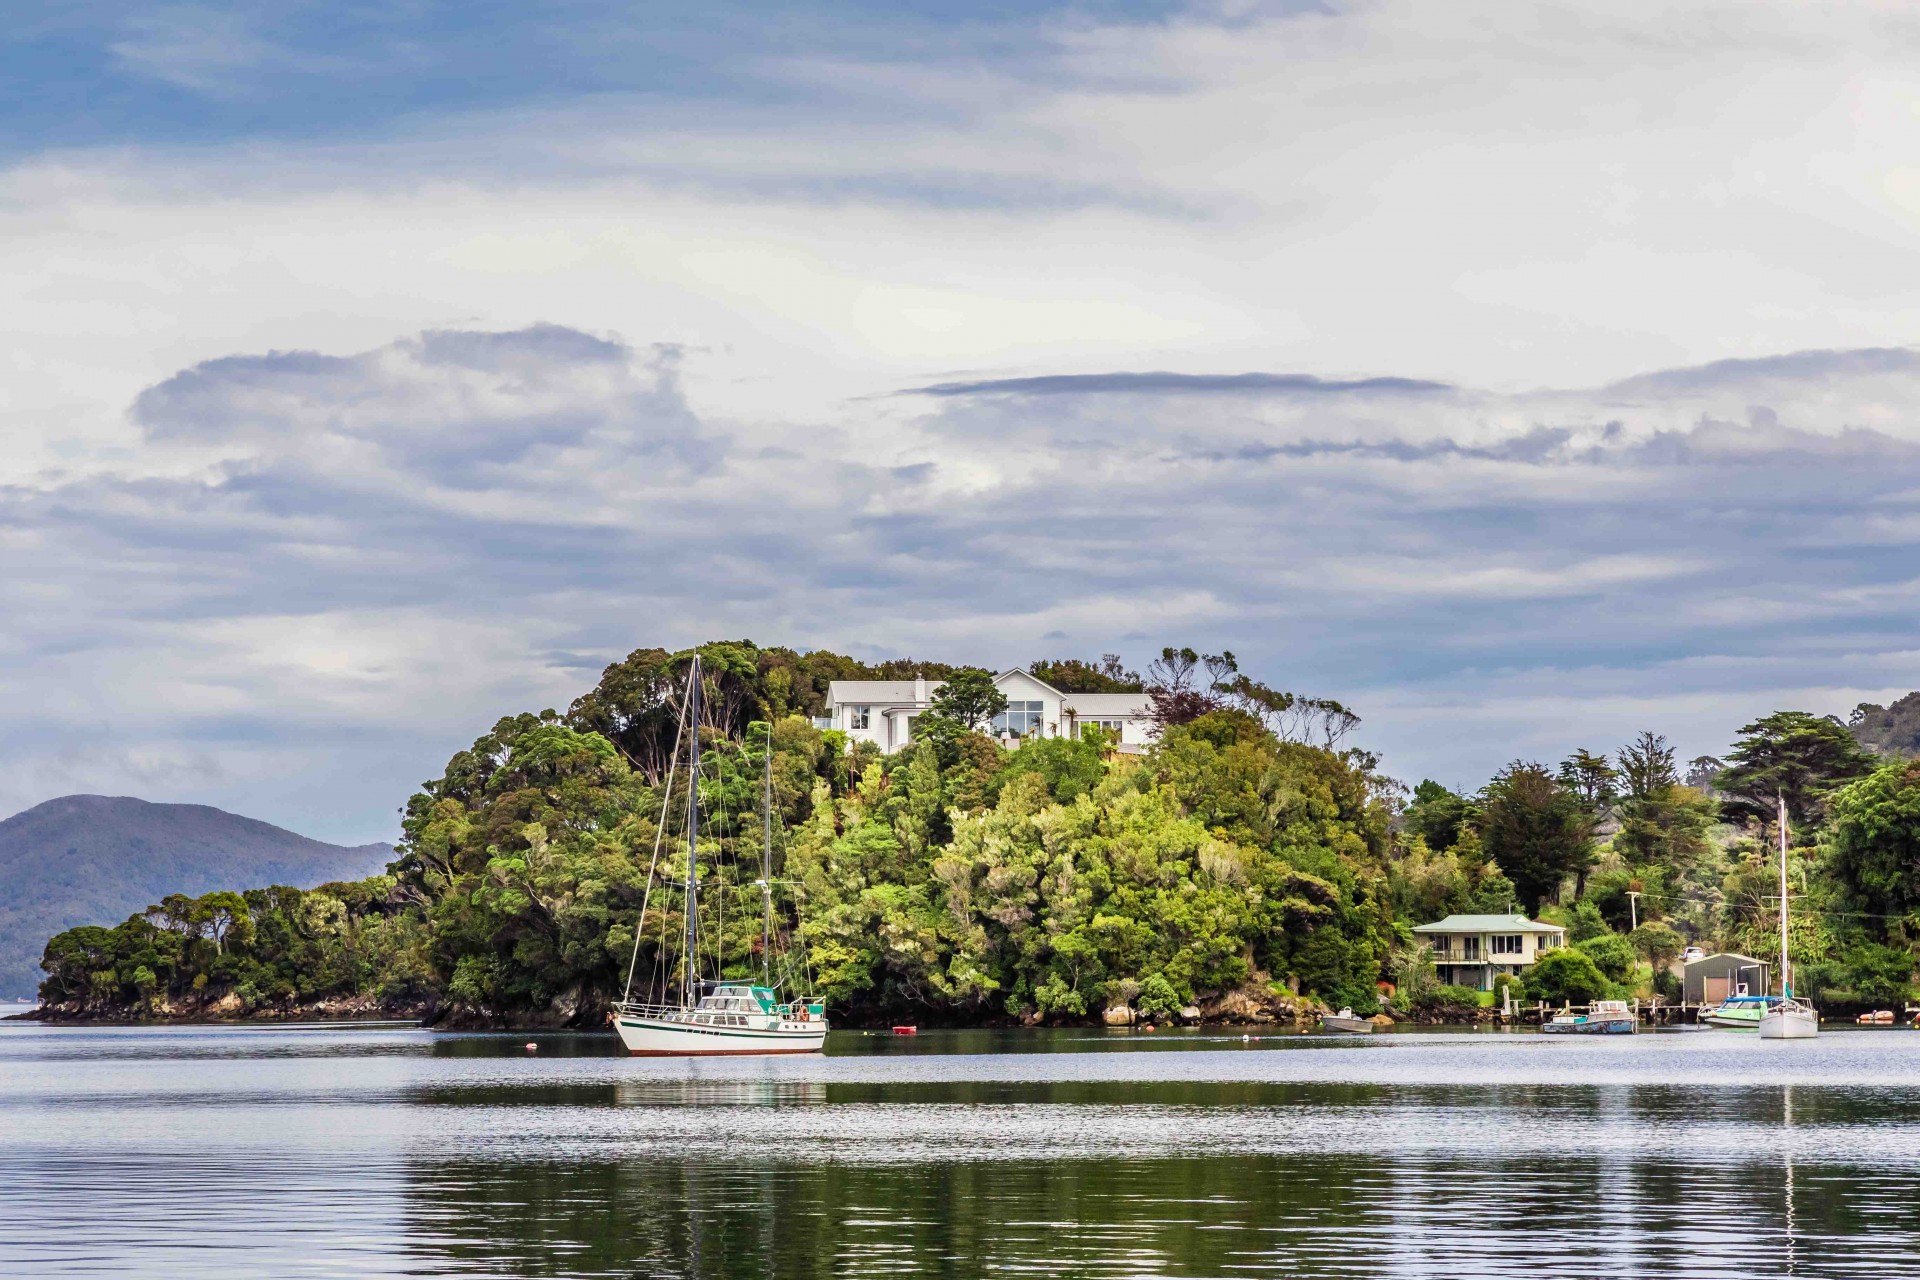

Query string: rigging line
623 685 692 1006
1592 883 1919 924
652 858 674 1006
703 732 729 985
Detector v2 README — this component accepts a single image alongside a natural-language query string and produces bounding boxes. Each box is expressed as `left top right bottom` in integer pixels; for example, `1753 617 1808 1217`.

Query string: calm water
4 1022 1920 1277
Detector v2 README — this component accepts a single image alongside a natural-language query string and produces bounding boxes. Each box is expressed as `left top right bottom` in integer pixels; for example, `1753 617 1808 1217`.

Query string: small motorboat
1541 999 1637 1035
1703 993 1782 1028
1320 1008 1375 1034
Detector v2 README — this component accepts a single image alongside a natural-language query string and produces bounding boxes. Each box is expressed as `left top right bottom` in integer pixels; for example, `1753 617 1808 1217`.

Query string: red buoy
891 1025 918 1035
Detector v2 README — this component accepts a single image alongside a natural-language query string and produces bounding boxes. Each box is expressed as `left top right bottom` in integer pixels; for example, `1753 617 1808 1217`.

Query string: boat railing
611 1001 696 1021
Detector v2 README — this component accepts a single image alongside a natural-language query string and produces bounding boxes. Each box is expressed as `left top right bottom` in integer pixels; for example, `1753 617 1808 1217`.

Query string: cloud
9 2 1920 836
9 326 1919 840
108 6 280 97
129 324 715 482
908 372 1455 398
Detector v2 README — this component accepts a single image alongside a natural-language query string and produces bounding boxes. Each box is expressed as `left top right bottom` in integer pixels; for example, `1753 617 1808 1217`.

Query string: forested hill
31 643 1920 1027
0 795 392 998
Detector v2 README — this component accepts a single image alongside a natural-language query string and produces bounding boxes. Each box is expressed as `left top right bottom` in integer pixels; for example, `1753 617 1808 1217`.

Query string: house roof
1063 692 1152 715
825 680 934 703
1412 913 1565 934
995 668 1067 697
828 668 1151 711
1683 952 1766 968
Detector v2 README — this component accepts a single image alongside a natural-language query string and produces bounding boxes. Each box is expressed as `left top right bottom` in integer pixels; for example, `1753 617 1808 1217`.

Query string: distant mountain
0 795 392 1000
1852 693 1920 758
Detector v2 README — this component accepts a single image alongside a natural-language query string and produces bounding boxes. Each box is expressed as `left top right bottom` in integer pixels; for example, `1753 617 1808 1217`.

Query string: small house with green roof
1411 913 1567 991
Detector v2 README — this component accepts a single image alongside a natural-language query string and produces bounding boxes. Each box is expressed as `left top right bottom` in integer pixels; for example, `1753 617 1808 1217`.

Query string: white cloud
8 1 1920 833
4 320 1918 837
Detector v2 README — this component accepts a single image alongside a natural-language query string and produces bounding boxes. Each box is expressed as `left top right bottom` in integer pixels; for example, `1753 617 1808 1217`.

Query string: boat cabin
1682 953 1769 1006
1411 913 1567 991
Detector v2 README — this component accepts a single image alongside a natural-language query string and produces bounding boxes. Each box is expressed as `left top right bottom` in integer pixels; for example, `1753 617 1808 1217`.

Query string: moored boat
609 655 829 1057
1703 993 1782 1028
1758 999 1818 1040
1756 794 1818 1042
615 983 826 1056
1320 1008 1374 1034
1542 999 1637 1035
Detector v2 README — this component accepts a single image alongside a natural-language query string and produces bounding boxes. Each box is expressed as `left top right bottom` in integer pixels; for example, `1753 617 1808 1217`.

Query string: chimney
914 674 927 702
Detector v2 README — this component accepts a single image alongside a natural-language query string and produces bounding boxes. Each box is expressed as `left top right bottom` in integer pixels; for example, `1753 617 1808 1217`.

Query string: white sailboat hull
1757 1006 1819 1039
615 1012 826 1056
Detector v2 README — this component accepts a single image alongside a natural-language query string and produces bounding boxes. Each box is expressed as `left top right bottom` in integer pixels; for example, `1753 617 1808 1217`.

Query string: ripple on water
2 1022 1919 1278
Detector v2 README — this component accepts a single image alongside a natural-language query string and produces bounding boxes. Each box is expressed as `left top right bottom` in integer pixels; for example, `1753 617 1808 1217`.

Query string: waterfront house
1412 913 1567 991
1682 952 1769 1006
825 669 1156 753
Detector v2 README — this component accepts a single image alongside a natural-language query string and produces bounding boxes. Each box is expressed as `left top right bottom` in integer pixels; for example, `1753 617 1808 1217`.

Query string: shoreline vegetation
32 642 1920 1030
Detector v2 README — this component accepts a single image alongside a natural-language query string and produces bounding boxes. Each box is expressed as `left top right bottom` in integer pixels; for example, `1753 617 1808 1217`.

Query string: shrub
1576 934 1636 983
1651 968 1681 1002
1845 943 1916 1007
1136 973 1182 1020
1034 974 1087 1019
1523 949 1612 1004
1415 983 1484 1011
1566 900 1609 944
1628 921 1684 970
1324 984 1380 1016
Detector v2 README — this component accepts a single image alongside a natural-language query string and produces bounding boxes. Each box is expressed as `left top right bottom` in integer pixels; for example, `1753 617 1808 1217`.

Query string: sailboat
611 655 829 1056
1758 793 1818 1041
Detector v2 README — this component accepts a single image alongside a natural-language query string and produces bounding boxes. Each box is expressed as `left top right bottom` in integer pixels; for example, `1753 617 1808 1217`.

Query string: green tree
925 669 1008 733
1557 749 1619 816
1613 732 1715 887
1028 655 1143 693
1715 710 1877 830
1823 758 1920 937
1479 762 1594 912
1403 780 1473 854
1629 921 1685 970
1576 933 1635 984
1845 943 1915 1006
1524 948 1612 1004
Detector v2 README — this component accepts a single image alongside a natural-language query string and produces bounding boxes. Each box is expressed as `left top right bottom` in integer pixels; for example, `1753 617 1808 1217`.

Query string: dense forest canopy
38 641 1920 1023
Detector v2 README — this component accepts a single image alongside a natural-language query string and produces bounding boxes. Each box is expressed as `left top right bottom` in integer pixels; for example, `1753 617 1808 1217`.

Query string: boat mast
762 720 774 988
1778 791 1791 1001
683 655 702 1010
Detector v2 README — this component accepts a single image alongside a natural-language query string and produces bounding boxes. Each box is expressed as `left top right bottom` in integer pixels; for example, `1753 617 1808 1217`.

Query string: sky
5 0 1920 844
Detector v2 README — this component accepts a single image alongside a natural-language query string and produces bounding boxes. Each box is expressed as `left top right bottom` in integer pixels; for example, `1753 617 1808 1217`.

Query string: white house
824 669 1157 753
1411 913 1567 991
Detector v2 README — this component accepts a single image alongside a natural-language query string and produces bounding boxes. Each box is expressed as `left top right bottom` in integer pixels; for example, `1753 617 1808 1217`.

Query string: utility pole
1626 891 1639 931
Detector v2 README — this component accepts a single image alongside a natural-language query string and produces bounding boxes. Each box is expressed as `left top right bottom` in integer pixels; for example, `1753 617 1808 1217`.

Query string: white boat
610 654 829 1057
1757 794 1818 1042
1320 1008 1374 1033
616 984 826 1056
1758 1000 1818 1040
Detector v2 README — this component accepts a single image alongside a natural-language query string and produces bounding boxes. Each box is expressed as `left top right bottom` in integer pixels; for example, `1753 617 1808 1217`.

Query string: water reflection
4 1024 1920 1278
396 1147 1920 1279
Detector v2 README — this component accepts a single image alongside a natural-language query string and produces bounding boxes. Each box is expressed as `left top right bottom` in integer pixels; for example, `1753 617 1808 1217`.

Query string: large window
849 706 870 730
1080 718 1126 739
1458 936 1480 960
992 700 1045 737
1490 934 1523 955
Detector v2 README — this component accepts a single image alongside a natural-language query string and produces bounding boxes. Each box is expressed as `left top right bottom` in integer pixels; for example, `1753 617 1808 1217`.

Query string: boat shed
1683 952 1769 1005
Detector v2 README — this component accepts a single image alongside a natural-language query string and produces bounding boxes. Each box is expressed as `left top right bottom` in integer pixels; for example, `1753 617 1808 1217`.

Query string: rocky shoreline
20 974 1501 1030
